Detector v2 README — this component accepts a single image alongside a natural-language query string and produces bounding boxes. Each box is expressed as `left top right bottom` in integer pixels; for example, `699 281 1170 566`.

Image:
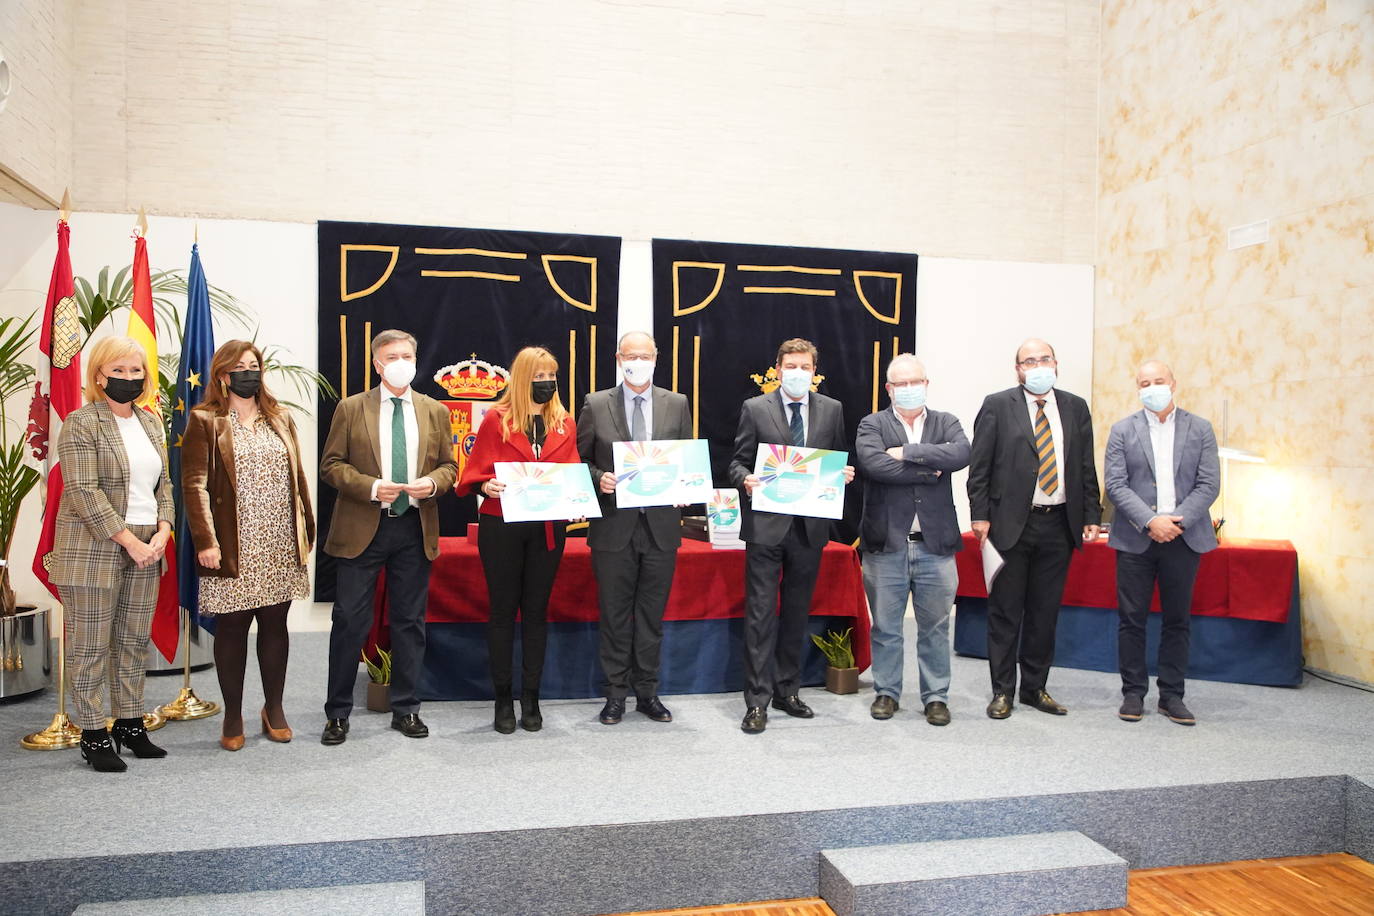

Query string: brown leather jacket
180 407 315 578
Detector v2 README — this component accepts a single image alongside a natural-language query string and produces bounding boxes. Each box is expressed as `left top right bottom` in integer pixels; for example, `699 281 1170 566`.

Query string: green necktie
391 397 409 515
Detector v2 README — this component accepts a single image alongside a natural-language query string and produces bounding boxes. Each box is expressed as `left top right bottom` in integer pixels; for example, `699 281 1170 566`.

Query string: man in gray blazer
729 338 855 734
855 355 970 726
579 331 692 726
1104 360 1219 725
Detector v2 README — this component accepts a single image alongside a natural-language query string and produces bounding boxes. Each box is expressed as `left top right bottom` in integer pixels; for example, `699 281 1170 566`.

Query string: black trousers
478 514 566 694
1115 538 1202 700
592 515 677 700
326 511 430 719
742 519 824 709
986 507 1073 696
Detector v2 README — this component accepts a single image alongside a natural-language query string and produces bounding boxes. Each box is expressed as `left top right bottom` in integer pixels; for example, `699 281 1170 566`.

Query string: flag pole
157 605 219 720
21 602 81 750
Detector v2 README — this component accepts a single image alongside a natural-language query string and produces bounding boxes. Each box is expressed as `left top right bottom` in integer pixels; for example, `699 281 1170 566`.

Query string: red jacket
457 406 581 520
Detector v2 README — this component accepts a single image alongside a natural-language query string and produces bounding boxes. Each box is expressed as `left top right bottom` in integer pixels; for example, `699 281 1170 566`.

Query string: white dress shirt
777 389 809 445
894 405 926 533
115 411 161 525
1023 388 1066 507
372 386 420 507
622 384 654 439
1146 407 1177 515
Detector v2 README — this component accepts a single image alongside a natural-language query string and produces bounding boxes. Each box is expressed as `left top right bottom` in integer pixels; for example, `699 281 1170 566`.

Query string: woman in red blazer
458 346 581 734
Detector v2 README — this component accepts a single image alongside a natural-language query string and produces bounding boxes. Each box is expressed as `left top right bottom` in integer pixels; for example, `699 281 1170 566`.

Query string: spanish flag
127 226 180 661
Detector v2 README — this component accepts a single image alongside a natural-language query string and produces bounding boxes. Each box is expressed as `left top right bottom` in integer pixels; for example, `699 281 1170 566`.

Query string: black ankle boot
80 728 128 772
494 689 517 734
520 691 542 732
111 717 167 759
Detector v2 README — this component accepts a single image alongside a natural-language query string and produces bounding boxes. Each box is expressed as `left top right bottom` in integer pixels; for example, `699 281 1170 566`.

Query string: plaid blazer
49 401 175 589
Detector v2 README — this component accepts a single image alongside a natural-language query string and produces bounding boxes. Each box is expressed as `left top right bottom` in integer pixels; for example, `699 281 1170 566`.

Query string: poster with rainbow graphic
611 439 713 509
494 462 602 523
750 444 849 520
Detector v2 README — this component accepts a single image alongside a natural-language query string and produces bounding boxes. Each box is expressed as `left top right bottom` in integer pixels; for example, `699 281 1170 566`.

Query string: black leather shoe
599 698 625 725
111 717 167 758
1019 689 1068 715
924 701 951 726
321 718 349 746
771 694 814 718
80 728 127 772
391 713 429 738
1119 694 1144 721
636 696 672 722
986 693 1013 719
519 692 542 732
870 695 898 720
494 692 516 734
741 706 767 733
1158 696 1196 725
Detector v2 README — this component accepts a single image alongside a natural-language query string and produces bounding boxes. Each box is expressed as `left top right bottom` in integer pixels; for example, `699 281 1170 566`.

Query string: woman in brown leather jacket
181 340 315 751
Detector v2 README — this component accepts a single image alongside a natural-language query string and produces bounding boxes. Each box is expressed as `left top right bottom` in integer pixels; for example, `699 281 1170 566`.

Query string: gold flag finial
134 206 148 238
194 221 199 244
59 189 72 222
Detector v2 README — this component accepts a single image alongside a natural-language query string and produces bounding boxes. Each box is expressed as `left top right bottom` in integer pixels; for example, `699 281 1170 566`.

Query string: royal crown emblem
749 366 825 395
435 355 510 400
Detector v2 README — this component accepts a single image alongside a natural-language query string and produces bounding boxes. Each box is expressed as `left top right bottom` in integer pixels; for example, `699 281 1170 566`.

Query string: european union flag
172 243 215 631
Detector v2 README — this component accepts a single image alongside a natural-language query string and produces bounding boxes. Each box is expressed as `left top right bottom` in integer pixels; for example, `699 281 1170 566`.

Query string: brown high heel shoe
261 708 292 743
220 733 245 752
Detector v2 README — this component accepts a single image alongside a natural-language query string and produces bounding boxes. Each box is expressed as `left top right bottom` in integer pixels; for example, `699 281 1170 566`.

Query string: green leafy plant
0 312 41 616
811 627 855 670
362 645 392 685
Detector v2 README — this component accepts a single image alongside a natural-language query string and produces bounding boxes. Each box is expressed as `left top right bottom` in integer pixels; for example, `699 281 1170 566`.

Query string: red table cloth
953 533 1296 623
374 537 872 670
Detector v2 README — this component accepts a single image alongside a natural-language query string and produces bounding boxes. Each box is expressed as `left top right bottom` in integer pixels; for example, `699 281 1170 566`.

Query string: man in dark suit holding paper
1104 360 1218 726
966 338 1101 720
579 332 692 725
729 338 855 734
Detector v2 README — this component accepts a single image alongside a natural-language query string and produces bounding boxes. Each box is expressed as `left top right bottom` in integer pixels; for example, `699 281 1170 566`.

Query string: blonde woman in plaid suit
49 336 175 772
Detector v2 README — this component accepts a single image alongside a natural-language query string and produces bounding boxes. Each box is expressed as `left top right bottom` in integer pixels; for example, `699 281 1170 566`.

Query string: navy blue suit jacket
855 407 970 556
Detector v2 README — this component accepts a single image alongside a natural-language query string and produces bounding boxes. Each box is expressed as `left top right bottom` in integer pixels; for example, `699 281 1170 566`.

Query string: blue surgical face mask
891 384 927 411
1139 383 1172 413
779 367 812 400
1022 366 1056 396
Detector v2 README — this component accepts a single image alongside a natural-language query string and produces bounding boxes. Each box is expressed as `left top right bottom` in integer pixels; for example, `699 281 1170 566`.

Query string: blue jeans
862 540 957 704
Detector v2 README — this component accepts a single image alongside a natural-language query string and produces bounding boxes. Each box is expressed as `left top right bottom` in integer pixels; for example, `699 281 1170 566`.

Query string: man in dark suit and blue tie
729 338 855 734
967 338 1101 720
1104 360 1219 725
578 331 692 726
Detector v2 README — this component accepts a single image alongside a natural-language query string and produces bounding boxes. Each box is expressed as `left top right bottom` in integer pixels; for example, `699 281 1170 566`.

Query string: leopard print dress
198 413 309 615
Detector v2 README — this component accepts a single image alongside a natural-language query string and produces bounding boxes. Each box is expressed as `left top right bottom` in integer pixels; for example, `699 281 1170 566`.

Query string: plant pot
825 665 859 695
366 680 390 713
0 605 52 700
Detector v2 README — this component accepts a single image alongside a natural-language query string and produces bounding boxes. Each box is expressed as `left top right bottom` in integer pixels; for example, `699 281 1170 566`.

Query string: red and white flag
29 220 84 598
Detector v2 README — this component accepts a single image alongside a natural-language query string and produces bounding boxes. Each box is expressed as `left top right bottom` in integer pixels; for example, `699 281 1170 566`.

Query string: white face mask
1139 383 1173 413
620 358 655 387
380 358 416 390
779 367 812 400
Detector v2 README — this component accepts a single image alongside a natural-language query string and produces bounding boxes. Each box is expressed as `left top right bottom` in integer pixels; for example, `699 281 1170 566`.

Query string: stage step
818 830 1127 916
72 880 426 915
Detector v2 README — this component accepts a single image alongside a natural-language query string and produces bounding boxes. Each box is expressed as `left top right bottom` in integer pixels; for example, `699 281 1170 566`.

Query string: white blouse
114 411 161 525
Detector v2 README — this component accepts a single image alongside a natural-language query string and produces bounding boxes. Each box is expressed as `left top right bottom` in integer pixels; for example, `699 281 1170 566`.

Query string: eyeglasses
888 380 928 388
1017 356 1056 368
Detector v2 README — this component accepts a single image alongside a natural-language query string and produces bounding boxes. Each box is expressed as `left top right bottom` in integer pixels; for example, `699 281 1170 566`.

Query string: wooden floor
611 853 1374 916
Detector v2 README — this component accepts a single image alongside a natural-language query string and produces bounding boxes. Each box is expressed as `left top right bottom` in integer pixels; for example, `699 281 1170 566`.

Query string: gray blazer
1104 407 1219 555
855 407 970 556
578 384 692 551
728 390 848 547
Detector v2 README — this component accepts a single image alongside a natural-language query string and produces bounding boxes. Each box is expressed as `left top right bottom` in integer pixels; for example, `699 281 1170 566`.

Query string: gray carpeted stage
2 620 1372 915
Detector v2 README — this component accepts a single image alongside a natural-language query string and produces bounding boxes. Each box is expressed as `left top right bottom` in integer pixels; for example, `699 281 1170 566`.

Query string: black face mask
227 370 262 399
531 380 557 404
102 376 143 404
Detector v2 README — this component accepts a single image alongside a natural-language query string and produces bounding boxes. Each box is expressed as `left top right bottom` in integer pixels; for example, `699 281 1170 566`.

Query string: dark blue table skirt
419 615 850 701
951 581 1303 688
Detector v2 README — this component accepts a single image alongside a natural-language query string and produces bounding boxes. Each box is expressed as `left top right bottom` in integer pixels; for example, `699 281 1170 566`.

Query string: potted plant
362 645 391 713
812 627 858 695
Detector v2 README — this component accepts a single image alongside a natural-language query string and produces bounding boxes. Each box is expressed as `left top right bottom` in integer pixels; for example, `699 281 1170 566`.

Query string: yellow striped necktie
1034 399 1058 497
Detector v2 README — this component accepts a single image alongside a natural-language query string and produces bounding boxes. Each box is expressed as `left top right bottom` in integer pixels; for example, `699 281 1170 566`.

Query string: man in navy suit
729 338 855 734
1104 360 1219 725
855 355 970 726
967 338 1101 720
